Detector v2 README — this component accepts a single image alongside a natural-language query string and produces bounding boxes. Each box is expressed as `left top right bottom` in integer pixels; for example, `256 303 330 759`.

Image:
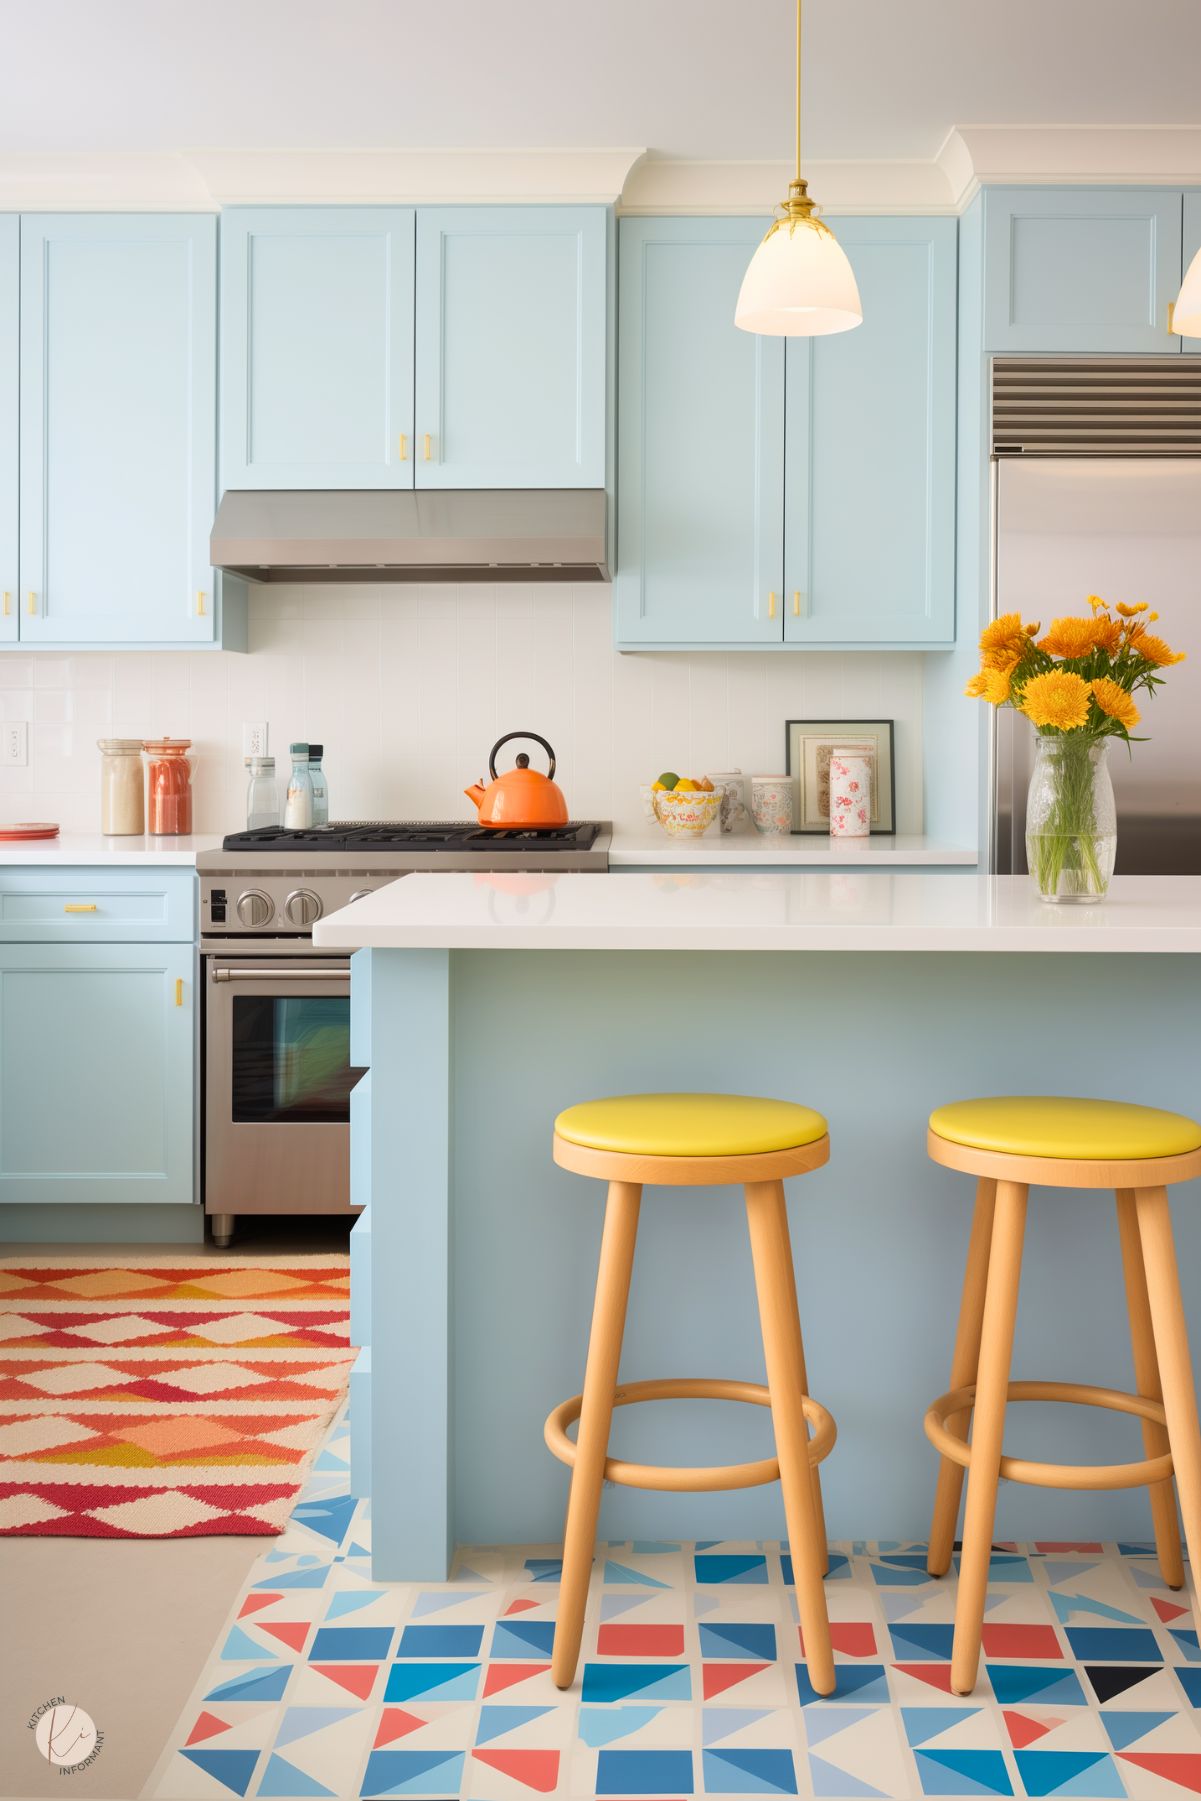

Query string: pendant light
735 0 862 337
1172 246 1201 337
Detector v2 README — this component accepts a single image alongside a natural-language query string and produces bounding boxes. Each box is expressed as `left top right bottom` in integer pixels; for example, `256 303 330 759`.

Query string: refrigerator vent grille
992 357 1201 456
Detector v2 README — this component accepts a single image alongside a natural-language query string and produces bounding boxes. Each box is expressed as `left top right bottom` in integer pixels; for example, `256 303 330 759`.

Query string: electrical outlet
242 722 269 760
1 722 27 767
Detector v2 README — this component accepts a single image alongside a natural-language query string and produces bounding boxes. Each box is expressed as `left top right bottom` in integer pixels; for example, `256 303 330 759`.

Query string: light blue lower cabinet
0 942 194 1204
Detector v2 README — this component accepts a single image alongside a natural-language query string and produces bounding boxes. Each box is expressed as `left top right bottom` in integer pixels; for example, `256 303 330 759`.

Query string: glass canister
143 738 194 835
97 738 145 836
245 756 279 830
284 743 314 829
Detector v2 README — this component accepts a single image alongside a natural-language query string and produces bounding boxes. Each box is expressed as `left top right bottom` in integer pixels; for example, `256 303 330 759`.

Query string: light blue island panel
359 946 1201 1581
0 942 194 1205
983 186 1183 353
414 206 606 489
220 207 416 489
365 948 452 1575
616 218 784 647
785 218 957 646
19 214 219 645
0 216 16 646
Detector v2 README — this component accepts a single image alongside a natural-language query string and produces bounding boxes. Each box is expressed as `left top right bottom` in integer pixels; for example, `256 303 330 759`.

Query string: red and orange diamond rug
0 1255 355 1538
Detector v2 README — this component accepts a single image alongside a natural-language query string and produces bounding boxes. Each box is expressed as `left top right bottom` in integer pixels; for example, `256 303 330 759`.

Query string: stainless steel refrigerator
993 454 1201 876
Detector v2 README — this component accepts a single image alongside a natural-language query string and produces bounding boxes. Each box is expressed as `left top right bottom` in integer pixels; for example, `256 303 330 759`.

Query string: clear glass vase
1025 736 1117 903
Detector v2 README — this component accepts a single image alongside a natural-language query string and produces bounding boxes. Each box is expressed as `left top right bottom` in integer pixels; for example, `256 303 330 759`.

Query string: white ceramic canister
750 774 793 837
828 749 872 839
97 738 145 835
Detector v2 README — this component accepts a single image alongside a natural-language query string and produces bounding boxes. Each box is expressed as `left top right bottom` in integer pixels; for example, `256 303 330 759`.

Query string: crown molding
2 130 1200 217
943 124 1201 205
619 156 958 215
0 148 646 210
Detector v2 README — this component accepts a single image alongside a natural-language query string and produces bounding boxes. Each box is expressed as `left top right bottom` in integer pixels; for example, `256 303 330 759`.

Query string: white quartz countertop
0 833 221 866
313 872 1201 954
608 829 977 867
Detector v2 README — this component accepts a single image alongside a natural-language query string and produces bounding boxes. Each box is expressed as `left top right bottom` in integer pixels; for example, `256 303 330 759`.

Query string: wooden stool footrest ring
924 1378 1174 1492
544 1376 836 1495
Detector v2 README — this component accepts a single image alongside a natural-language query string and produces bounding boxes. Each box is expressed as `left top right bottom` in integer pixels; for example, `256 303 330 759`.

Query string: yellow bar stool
544 1092 838 1693
923 1094 1201 1696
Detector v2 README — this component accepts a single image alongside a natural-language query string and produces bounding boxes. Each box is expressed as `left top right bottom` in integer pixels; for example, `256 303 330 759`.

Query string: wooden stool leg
1135 1186 1201 1591
928 1179 997 1577
744 1179 835 1698
1117 1188 1185 1590
790 1296 830 1578
951 1179 1027 1696
552 1180 641 1689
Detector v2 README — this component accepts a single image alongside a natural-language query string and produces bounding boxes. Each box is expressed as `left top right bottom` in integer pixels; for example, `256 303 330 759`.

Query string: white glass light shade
1174 246 1201 337
735 218 863 337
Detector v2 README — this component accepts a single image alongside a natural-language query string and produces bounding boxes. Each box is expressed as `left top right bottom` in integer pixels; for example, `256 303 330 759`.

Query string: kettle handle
488 731 556 782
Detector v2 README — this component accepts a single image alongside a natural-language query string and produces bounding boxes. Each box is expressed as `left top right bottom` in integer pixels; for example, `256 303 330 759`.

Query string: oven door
204 955 356 1216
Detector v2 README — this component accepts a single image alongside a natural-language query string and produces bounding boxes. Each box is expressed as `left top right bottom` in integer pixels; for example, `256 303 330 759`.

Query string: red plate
0 822 60 840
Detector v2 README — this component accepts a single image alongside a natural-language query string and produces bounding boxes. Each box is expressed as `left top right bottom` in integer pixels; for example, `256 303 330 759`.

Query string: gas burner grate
221 821 602 853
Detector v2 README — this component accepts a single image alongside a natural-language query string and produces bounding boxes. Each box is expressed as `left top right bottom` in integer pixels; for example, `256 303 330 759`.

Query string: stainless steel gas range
196 822 609 1245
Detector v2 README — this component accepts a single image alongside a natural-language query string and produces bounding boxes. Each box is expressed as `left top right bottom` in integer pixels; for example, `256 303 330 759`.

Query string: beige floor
0 1228 351 1801
0 1533 264 1801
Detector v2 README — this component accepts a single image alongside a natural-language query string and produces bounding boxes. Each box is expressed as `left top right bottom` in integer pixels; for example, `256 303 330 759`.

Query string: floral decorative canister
750 775 793 836
828 750 871 839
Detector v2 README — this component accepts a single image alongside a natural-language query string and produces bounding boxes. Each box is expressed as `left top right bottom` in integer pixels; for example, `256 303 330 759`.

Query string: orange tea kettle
465 732 569 831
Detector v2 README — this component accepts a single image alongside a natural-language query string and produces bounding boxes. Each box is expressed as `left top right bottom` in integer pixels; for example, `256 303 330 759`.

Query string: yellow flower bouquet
965 596 1185 901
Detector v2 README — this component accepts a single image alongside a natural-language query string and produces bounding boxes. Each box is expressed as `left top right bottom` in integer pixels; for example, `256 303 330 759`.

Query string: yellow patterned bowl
652 788 722 836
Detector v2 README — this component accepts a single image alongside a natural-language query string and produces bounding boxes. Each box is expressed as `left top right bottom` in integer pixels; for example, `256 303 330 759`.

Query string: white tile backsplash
0 585 925 835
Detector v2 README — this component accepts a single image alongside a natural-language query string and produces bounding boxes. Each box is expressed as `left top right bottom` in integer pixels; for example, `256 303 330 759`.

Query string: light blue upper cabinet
615 218 785 647
220 207 416 489
20 214 218 645
785 218 957 646
983 187 1183 354
1180 191 1201 358
414 206 606 489
0 218 16 646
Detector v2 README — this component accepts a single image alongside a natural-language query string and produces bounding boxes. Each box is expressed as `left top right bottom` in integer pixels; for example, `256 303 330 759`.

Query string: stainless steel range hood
210 489 609 583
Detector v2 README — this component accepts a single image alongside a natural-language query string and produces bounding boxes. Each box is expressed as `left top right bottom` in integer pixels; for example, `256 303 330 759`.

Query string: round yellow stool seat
554 1092 827 1160
929 1095 1201 1163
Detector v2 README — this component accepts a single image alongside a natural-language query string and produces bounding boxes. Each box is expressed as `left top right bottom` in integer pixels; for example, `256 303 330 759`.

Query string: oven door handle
209 965 349 983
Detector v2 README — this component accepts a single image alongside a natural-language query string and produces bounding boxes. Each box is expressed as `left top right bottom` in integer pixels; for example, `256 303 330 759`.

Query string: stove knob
284 888 322 927
348 889 374 904
236 889 273 928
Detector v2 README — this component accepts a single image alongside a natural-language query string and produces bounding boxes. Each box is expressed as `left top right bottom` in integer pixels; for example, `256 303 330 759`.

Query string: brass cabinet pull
196 590 207 617
64 903 97 913
767 590 777 619
399 432 409 461
423 432 433 461
793 590 805 617
2 591 9 617
1169 300 1176 334
175 977 184 1007
26 591 36 616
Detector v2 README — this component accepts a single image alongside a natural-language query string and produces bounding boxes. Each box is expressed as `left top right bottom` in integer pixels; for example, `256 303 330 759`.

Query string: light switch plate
1 722 27 766
242 722 268 759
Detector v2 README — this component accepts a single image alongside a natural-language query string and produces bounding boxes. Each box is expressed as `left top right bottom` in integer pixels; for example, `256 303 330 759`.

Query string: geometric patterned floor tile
146 1406 1201 1800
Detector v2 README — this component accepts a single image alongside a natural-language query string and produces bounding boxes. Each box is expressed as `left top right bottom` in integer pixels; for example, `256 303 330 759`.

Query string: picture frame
785 719 896 834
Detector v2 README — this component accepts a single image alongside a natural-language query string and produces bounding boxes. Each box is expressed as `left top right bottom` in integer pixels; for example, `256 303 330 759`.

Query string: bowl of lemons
650 772 722 836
